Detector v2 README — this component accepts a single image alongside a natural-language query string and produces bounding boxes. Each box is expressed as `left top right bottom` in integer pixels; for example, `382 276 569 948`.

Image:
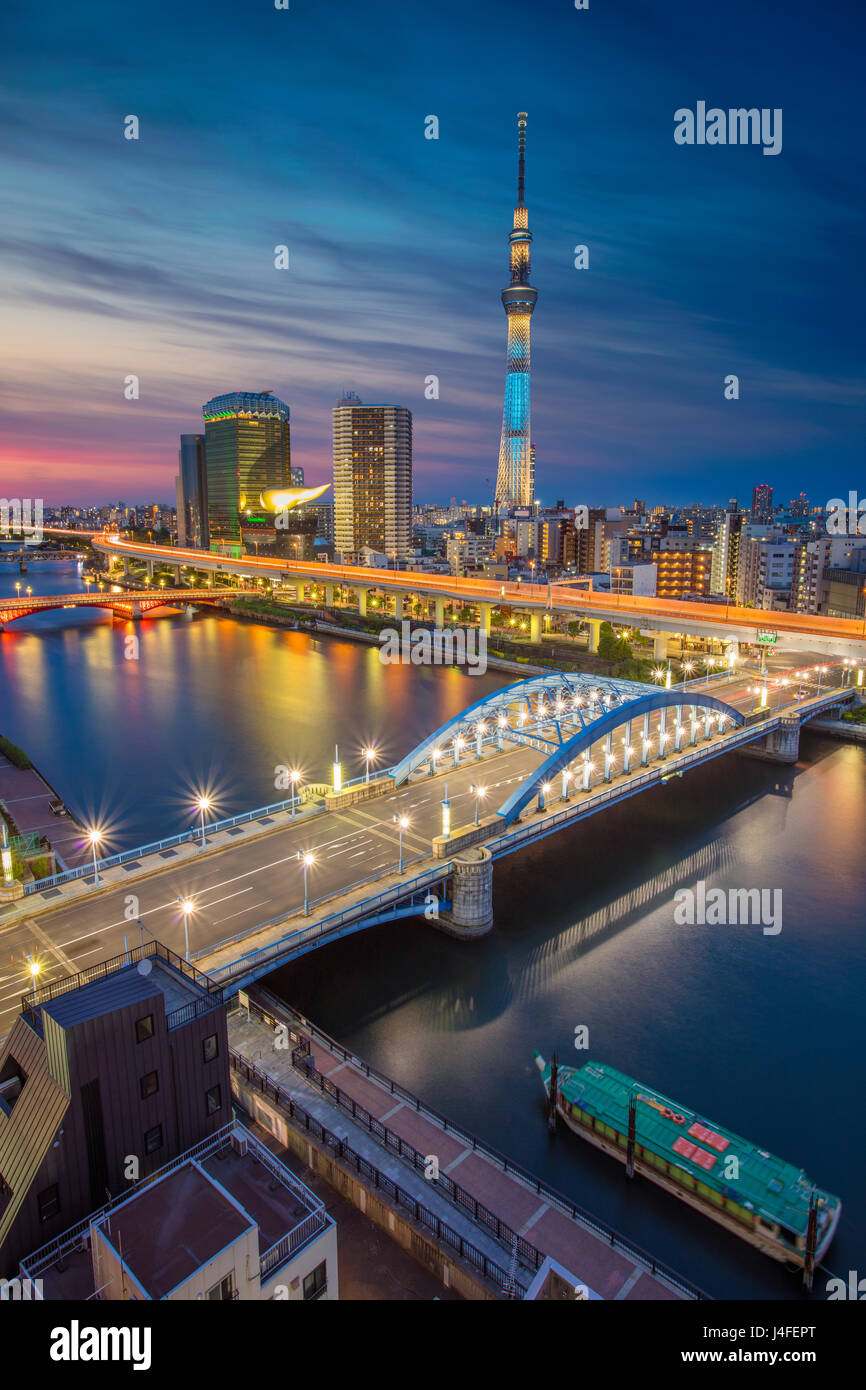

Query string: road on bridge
0 657 849 1036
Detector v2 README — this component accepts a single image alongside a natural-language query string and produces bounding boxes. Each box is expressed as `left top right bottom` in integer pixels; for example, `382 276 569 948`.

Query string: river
1 557 862 1299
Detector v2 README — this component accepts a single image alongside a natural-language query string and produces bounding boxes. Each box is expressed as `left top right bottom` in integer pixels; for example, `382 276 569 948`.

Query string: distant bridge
0 587 260 627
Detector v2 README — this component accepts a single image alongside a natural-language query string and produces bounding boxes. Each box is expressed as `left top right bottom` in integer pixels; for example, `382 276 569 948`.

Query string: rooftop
21 942 222 1035
22 1123 331 1300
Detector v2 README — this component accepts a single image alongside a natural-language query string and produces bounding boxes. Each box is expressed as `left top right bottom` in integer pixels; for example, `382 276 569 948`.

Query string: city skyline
2 0 864 508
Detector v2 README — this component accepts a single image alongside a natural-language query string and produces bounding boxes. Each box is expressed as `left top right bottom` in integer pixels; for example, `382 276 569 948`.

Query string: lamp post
298 851 315 915
87 827 103 885
289 769 301 817
441 785 451 840
332 745 342 794
681 660 694 688
469 784 487 825
1 820 14 887
393 814 409 872
27 956 40 1006
363 745 377 783
817 665 828 694
178 896 195 962
197 795 211 848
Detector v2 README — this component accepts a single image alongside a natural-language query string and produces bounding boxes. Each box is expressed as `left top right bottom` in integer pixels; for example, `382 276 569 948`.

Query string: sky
1 0 864 508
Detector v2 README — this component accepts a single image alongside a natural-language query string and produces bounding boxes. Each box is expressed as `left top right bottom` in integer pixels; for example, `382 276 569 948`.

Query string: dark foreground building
0 943 229 1278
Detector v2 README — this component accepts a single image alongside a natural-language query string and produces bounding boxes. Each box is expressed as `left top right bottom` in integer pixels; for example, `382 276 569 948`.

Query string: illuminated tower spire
494 112 537 512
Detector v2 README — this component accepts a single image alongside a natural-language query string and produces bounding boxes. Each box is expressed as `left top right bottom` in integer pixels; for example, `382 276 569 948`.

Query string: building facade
175 434 209 549
332 392 412 562
202 391 291 554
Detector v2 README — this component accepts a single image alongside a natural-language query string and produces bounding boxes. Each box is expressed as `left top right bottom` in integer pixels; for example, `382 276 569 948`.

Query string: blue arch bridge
188 667 854 995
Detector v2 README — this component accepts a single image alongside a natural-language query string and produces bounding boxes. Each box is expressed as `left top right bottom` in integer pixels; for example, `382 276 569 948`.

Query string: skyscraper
332 392 412 562
202 390 291 555
494 112 537 512
175 433 208 548
751 482 774 521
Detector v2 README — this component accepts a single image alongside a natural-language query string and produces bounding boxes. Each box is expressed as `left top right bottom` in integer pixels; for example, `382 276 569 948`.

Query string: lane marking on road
26 917 80 977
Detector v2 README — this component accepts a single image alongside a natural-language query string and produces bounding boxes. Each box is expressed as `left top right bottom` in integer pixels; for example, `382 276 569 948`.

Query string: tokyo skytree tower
494 112 538 512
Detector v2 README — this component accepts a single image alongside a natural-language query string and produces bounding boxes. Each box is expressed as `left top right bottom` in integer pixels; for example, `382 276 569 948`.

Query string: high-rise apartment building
751 482 774 521
494 113 537 511
332 392 412 562
175 433 209 548
710 510 744 597
202 390 291 555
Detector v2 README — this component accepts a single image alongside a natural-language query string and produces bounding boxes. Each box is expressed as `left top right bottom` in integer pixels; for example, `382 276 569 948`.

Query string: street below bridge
0 655 853 1036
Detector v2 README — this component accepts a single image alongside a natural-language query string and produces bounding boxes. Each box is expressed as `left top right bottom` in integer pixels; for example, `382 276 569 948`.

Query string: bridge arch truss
389 672 745 826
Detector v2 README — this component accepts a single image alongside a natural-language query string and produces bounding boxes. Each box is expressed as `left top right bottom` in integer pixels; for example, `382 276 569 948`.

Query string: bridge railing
22 795 317 895
204 864 448 986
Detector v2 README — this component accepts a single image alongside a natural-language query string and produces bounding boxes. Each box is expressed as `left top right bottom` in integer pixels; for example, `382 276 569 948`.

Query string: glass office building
202 391 291 553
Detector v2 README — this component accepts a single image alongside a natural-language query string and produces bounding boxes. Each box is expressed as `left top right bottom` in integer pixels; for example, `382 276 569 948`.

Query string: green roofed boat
534 1053 841 1269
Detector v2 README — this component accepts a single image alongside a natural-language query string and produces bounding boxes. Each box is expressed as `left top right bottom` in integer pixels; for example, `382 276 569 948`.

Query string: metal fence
229 1048 523 1296
233 998 707 1300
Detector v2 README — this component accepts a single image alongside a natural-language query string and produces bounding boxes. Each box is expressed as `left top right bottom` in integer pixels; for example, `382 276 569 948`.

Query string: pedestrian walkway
229 996 701 1300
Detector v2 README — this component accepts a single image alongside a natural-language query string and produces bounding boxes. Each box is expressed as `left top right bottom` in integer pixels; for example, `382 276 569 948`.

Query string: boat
534 1053 841 1268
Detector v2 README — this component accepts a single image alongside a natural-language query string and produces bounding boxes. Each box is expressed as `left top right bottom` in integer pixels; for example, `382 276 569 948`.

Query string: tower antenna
517 112 527 206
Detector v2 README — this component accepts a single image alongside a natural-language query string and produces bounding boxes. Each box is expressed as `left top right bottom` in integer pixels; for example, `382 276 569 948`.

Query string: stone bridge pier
435 847 494 940
739 716 800 764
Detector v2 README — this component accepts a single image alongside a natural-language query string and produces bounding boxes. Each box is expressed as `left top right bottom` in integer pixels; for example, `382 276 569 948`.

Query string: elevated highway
34 529 866 657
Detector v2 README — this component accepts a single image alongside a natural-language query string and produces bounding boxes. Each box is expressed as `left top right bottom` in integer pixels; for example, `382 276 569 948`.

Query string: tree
597 621 632 662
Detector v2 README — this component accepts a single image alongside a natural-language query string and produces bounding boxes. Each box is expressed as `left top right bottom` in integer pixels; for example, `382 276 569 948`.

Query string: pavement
0 656 851 1038
0 754 87 870
229 1004 693 1299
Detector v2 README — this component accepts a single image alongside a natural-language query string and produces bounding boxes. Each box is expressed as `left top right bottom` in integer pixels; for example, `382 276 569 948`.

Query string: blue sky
1 0 864 506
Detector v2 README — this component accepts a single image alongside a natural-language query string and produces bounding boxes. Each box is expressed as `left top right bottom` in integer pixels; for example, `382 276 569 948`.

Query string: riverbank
0 739 83 876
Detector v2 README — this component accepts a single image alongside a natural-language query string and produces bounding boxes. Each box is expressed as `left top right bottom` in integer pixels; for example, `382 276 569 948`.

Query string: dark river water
1 559 863 1300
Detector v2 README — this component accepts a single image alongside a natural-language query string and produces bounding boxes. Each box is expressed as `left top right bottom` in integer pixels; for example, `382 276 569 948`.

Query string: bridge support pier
739 718 800 765
479 602 492 636
434 596 445 627
652 632 669 660
435 847 494 940
584 618 601 654
393 592 404 620
324 583 335 607
529 611 542 644
131 601 142 619
358 588 368 617
146 560 154 579
123 557 130 575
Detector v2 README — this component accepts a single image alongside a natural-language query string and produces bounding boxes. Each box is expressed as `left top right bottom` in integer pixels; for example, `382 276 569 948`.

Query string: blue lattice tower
494 113 538 512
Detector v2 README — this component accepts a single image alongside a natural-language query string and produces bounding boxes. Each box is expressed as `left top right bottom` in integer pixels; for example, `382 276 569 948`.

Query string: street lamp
298 851 315 915
469 784 487 825
393 814 409 872
87 827 103 885
178 896 196 962
681 660 694 688
27 956 40 1006
289 768 301 817
363 745 378 783
817 665 828 694
197 795 211 848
